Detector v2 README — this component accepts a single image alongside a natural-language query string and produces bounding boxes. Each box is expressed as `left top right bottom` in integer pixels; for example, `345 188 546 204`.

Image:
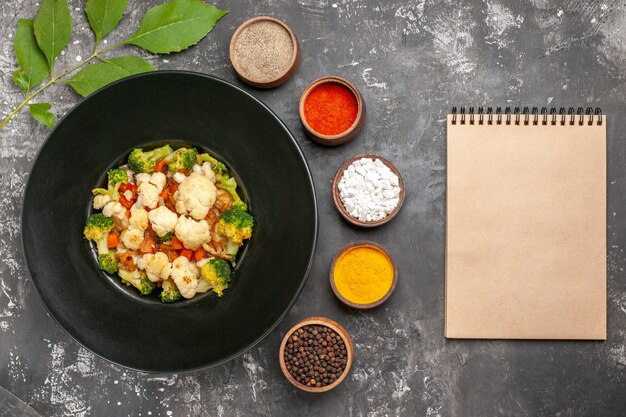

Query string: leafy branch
1 0 228 130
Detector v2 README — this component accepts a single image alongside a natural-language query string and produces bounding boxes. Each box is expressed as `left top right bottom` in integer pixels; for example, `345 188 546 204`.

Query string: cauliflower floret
123 190 133 201
138 182 160 209
201 162 216 181
190 261 200 278
194 258 210 293
170 256 198 298
93 194 111 210
173 172 187 184
195 258 211 268
174 215 211 250
131 196 143 210
115 244 128 254
148 206 178 237
173 173 217 219
138 252 172 282
102 201 126 220
196 278 211 293
135 173 151 185
129 208 149 230
121 227 144 250
150 172 167 193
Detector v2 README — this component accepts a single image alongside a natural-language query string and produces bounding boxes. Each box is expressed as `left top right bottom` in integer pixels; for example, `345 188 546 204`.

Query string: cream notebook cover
445 108 606 339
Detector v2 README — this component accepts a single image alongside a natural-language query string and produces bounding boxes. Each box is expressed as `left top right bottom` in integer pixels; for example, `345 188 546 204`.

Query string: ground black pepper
284 324 348 388
232 21 294 84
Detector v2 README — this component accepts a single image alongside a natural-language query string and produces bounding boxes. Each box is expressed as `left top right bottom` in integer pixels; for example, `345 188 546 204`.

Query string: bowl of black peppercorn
279 317 354 393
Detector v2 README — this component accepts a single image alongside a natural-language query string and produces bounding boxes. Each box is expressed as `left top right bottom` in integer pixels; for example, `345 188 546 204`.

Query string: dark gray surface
1 0 625 416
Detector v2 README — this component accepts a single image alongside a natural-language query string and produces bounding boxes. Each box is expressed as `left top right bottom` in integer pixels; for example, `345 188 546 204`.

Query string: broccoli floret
107 169 129 187
160 279 182 303
218 176 247 211
118 269 156 295
200 258 232 297
83 213 114 241
225 239 240 259
127 145 173 173
154 232 173 244
98 253 118 274
83 214 118 273
91 168 129 201
198 152 228 176
217 208 253 245
164 147 198 172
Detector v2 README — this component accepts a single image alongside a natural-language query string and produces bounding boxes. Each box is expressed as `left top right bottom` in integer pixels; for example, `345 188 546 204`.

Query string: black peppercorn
283 324 348 388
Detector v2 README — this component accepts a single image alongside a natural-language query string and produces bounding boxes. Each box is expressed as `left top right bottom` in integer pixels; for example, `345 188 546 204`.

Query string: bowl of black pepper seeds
279 317 354 393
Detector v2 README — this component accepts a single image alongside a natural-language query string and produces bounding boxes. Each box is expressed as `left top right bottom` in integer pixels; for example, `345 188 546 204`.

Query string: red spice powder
303 82 358 136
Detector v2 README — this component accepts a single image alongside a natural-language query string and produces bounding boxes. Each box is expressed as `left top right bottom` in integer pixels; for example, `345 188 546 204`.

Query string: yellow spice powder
333 246 393 304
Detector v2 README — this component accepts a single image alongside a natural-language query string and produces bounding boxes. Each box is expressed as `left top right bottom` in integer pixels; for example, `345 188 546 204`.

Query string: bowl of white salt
332 154 405 227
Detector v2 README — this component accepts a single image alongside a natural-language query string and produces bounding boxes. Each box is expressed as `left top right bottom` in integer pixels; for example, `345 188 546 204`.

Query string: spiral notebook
445 107 606 340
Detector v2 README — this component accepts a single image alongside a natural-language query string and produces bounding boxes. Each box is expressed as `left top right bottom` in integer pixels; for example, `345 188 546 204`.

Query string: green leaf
12 19 50 92
33 0 72 69
124 0 228 54
65 56 156 96
12 71 31 91
85 0 129 44
28 103 56 128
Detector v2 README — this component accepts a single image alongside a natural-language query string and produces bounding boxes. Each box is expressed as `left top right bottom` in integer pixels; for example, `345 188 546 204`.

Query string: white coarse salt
338 157 400 222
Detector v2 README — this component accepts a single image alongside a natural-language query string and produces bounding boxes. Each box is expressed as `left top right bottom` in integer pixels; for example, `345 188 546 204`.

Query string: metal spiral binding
450 106 602 126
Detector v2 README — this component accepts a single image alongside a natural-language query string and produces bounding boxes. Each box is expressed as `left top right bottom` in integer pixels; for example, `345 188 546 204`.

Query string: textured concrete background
1 0 626 416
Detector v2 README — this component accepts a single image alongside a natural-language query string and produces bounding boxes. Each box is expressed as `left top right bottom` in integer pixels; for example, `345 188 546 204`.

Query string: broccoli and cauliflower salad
83 145 254 303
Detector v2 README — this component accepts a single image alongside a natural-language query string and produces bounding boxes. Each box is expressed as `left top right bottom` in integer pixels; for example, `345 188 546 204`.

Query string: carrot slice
193 247 206 262
126 183 137 199
119 183 128 193
107 231 120 248
155 159 166 173
159 188 168 200
140 241 155 254
171 236 183 250
119 195 134 209
180 249 193 261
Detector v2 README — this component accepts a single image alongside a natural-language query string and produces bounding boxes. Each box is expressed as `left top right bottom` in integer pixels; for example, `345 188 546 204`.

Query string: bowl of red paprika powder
299 76 365 146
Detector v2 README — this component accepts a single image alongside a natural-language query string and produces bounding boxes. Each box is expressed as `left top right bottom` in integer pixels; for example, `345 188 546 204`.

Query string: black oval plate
21 71 318 372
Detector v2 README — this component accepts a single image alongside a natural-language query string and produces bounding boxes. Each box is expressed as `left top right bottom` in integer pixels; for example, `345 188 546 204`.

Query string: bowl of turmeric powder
299 76 365 146
330 242 397 309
